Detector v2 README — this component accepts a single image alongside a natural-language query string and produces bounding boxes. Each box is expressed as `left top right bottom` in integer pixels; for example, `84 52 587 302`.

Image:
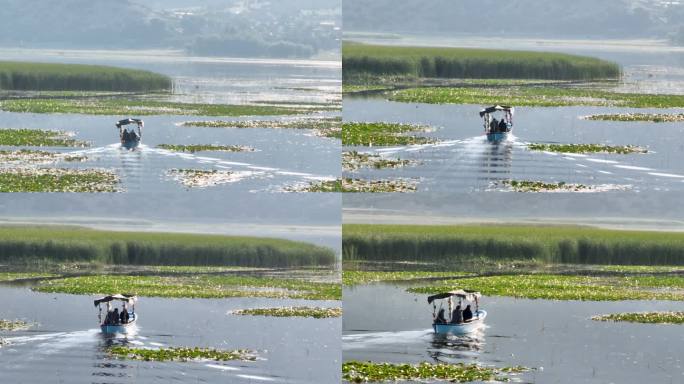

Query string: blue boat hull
433 310 486 335
121 139 140 149
486 132 508 142
101 313 137 334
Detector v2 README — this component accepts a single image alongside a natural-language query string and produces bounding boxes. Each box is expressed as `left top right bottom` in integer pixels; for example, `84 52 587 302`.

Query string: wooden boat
480 105 513 142
94 294 138 334
116 118 143 149
428 290 486 335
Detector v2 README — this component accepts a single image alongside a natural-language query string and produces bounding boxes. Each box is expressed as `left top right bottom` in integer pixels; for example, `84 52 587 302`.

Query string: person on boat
498 118 508 132
128 127 138 141
451 305 463 324
463 304 473 322
122 129 130 142
490 118 499 133
120 305 130 324
112 308 120 325
435 308 447 323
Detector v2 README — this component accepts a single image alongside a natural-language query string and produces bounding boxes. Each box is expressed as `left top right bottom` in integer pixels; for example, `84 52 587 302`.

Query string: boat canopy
94 294 137 307
427 289 481 304
116 118 144 128
479 105 514 117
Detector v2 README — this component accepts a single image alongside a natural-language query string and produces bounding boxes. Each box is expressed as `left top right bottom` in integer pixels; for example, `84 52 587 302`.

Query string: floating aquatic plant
0 98 305 116
343 271 472 286
389 86 684 108
231 306 342 318
342 122 435 146
157 144 254 153
498 180 629 193
528 143 647 154
36 274 341 300
0 129 88 147
108 346 256 362
0 320 31 331
342 361 527 383
584 113 684 122
0 149 87 165
181 117 342 138
0 168 119 192
287 178 417 193
592 312 684 324
342 151 412 172
167 169 249 188
409 274 684 301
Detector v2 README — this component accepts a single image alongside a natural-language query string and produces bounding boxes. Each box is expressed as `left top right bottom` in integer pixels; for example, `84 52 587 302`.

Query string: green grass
343 151 412 172
584 113 684 122
0 225 336 268
342 122 435 146
0 320 31 331
0 129 87 147
592 312 684 324
231 306 342 318
343 271 471 286
343 42 621 81
108 346 256 362
157 144 254 153
528 143 647 154
0 61 171 92
408 274 684 301
0 168 118 192
343 224 684 265
390 86 684 108
35 274 340 300
0 98 304 116
342 361 526 383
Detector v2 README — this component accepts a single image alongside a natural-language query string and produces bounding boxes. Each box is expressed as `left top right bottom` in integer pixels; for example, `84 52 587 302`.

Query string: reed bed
343 224 684 265
343 42 621 81
0 61 171 92
0 226 336 268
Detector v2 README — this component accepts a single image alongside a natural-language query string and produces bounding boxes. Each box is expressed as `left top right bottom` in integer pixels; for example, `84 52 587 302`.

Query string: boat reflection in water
429 328 486 362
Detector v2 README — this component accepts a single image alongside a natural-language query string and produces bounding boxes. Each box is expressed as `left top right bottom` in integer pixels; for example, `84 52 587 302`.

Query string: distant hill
0 0 341 58
344 0 684 42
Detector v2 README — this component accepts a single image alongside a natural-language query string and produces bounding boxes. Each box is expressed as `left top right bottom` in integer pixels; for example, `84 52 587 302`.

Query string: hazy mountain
0 0 341 57
344 0 684 42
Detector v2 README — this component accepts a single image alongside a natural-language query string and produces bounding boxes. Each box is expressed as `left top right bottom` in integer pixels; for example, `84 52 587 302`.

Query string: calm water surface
0 286 341 384
343 284 684 384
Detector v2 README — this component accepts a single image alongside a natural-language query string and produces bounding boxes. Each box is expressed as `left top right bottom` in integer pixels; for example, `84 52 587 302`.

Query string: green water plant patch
0 320 31 331
408 274 684 301
592 312 684 324
528 143 647 154
343 151 412 172
0 168 119 192
157 144 254 153
342 361 527 383
0 98 304 116
342 122 435 146
498 180 629 193
0 149 86 164
167 169 245 188
181 117 342 138
231 306 342 318
0 129 88 147
108 346 256 362
390 86 684 108
343 271 471 286
289 178 417 193
584 113 684 122
35 274 341 300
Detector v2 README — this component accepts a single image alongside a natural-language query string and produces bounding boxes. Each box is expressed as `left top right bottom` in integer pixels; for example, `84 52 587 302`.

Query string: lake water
0 49 342 251
343 284 684 384
0 285 341 383
343 37 684 228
